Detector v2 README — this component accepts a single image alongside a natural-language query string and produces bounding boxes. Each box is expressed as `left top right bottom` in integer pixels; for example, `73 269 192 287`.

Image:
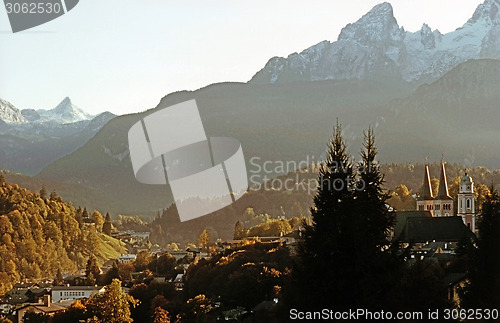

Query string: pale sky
0 0 484 115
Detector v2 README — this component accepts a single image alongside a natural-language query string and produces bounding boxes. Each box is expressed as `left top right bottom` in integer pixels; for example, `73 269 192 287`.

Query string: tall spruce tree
353 127 398 308
85 256 100 285
295 123 355 309
292 125 399 310
75 207 83 229
39 185 47 200
103 212 112 236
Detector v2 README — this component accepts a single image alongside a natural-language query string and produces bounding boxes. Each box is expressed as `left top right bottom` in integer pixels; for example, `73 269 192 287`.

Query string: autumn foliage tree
197 229 210 249
86 279 137 323
0 180 123 294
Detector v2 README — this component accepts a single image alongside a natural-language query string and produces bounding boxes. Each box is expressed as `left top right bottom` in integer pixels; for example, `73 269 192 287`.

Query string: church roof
393 211 432 239
435 163 453 200
394 216 476 243
417 164 434 201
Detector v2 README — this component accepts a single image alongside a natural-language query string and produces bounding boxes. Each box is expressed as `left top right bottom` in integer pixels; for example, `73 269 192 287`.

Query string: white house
118 254 137 263
51 286 104 302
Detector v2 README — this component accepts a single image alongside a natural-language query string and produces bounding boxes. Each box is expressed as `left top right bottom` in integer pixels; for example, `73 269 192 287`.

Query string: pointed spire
436 162 452 199
419 163 433 200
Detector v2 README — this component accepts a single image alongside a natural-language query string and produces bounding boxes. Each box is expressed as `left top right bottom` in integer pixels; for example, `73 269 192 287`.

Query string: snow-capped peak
468 0 500 25
250 0 500 84
338 2 402 43
0 98 27 124
36 97 93 124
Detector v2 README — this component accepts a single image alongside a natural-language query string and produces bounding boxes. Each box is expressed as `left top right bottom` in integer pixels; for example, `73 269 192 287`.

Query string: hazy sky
0 0 484 115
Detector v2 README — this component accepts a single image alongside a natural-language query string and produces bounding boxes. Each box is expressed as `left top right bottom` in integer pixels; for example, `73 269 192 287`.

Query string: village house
16 295 65 323
51 285 104 302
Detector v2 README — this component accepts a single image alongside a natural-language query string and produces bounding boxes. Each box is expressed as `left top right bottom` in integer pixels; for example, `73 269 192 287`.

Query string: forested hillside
148 162 499 244
0 175 126 295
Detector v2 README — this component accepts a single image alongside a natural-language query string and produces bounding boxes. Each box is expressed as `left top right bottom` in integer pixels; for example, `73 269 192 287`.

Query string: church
416 162 476 232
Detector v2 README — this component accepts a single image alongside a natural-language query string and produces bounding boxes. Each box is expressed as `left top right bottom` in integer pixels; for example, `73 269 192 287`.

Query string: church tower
433 162 453 217
417 163 435 215
458 173 476 232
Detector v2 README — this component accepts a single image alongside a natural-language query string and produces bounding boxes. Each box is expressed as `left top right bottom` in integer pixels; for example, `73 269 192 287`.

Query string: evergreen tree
102 260 120 285
85 256 100 285
294 123 355 309
75 207 83 229
353 127 399 308
39 185 47 200
460 186 500 307
49 189 59 201
103 212 112 236
82 207 89 219
86 229 100 256
234 221 244 239
291 125 401 310
54 268 64 286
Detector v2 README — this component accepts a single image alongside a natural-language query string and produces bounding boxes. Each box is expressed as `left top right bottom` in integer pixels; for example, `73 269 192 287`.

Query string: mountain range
0 0 499 223
1 96 95 125
251 0 500 84
0 97 115 175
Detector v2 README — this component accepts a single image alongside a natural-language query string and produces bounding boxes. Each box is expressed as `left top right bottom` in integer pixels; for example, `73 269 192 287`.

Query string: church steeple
416 162 435 214
458 172 476 232
436 162 452 200
419 163 433 200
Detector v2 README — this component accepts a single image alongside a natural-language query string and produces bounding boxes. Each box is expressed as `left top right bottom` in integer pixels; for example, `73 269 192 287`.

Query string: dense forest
0 175 125 295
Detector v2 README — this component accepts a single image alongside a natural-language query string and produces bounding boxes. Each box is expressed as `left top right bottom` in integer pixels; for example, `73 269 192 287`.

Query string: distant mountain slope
0 98 115 175
36 59 500 217
378 58 500 167
251 0 500 84
36 78 415 216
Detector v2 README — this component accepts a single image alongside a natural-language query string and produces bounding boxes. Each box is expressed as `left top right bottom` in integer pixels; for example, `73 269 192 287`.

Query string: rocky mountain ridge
250 0 500 84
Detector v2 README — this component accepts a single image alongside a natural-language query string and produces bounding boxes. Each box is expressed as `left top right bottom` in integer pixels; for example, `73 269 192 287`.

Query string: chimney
43 294 51 307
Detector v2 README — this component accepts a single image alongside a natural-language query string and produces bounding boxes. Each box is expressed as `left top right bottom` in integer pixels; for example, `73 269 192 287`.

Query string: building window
467 199 471 210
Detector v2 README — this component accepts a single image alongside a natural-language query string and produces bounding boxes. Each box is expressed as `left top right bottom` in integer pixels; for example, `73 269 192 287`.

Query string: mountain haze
36 78 415 216
37 58 500 217
378 58 500 167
